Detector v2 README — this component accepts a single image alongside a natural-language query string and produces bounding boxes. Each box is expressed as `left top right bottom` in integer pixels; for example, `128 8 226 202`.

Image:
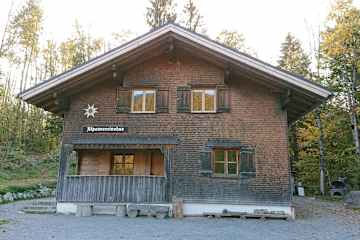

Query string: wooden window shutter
216 85 230 113
176 86 191 113
199 151 212 176
156 89 169 113
240 148 256 175
116 88 131 113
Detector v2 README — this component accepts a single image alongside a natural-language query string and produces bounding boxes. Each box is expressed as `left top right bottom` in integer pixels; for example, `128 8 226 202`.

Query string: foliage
277 1 360 192
181 0 204 33
146 0 177 29
277 33 311 183
59 20 104 71
216 30 256 56
278 33 311 77
0 219 10 225
0 1 103 185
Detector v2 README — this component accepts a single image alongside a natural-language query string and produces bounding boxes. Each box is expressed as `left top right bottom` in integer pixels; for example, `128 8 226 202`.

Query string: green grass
315 195 344 202
0 153 58 194
0 219 10 225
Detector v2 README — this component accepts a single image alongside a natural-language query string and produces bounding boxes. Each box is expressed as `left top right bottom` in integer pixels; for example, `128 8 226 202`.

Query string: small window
112 154 134 175
213 149 255 176
131 90 156 113
191 89 216 113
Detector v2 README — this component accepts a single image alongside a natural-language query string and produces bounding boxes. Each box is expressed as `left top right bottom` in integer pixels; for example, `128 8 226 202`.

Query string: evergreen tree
146 0 177 29
277 33 311 185
278 33 311 77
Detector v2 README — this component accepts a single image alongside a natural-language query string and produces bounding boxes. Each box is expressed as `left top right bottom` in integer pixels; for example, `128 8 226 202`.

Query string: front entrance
57 147 169 203
77 149 164 177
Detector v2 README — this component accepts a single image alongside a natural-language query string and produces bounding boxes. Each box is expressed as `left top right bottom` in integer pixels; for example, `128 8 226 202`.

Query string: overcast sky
1 0 360 65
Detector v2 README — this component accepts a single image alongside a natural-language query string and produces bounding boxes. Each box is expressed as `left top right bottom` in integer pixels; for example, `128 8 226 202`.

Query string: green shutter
116 88 131 113
240 148 256 175
216 85 230 113
176 86 191 113
199 151 212 176
156 89 169 113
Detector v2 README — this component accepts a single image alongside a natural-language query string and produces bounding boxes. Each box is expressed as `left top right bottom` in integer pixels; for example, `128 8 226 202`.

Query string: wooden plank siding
58 175 168 203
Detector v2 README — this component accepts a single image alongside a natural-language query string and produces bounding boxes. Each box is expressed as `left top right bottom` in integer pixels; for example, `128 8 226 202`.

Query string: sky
1 0 360 65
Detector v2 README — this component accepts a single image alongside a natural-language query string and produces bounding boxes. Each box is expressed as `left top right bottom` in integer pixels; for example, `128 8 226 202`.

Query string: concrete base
57 202 295 219
76 205 93 217
183 203 295 219
57 203 77 215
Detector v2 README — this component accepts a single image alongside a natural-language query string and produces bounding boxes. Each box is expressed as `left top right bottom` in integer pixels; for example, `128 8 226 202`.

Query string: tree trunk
350 64 360 157
315 108 325 195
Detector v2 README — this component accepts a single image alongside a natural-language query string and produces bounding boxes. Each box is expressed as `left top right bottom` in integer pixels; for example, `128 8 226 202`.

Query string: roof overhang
18 23 332 123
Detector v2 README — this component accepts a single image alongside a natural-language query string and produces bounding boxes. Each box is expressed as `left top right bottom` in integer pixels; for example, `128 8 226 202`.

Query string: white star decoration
84 104 98 118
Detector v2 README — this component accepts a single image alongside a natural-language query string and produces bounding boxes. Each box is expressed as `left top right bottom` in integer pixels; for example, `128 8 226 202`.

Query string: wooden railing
58 175 168 203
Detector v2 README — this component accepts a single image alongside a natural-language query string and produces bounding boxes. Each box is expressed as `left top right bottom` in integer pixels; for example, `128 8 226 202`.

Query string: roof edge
18 23 332 101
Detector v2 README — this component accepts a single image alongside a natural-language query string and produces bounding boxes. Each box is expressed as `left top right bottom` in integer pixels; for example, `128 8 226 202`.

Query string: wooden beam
280 89 291 110
54 97 70 112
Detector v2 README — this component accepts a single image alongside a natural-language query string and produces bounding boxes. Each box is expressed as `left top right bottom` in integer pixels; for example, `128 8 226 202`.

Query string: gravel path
0 197 359 240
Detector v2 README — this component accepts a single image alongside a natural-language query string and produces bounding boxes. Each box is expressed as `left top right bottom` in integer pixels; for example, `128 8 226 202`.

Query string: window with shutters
213 150 239 176
212 148 255 177
131 89 156 113
191 89 216 113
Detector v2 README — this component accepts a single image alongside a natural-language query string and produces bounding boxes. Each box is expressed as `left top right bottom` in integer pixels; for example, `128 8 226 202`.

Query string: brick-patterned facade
62 51 290 205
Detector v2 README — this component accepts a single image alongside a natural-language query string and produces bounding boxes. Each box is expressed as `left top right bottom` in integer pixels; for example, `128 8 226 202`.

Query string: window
112 154 134 175
213 150 239 176
213 149 255 176
191 89 216 113
131 90 156 113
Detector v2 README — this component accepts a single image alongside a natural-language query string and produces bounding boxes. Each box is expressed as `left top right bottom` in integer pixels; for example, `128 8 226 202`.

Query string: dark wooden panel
59 175 168 203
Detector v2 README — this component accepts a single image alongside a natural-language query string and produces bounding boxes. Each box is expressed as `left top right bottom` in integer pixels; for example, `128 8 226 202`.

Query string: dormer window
191 89 216 113
131 90 156 113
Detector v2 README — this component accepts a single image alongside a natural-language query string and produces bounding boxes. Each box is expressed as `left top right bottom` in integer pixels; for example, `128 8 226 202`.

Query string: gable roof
18 23 332 122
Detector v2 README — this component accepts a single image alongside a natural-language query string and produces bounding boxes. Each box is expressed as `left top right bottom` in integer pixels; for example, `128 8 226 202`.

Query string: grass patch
0 178 57 194
0 219 10 225
315 195 344 202
0 152 58 194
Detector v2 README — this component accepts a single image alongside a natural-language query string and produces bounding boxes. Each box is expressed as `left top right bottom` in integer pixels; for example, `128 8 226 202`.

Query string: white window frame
191 89 217 113
213 149 239 176
131 89 156 113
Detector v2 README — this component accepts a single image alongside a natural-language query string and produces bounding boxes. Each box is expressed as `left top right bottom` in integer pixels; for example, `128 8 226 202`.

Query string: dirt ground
0 197 359 240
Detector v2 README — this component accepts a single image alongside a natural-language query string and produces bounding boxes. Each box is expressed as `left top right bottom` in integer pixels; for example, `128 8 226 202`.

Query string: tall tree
146 0 177 29
322 0 360 158
278 33 312 190
181 0 204 32
278 33 311 76
9 0 43 92
216 30 256 56
59 21 103 71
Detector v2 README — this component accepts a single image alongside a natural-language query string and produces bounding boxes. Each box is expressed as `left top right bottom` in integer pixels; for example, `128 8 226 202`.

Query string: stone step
22 206 56 214
22 204 57 214
31 200 57 207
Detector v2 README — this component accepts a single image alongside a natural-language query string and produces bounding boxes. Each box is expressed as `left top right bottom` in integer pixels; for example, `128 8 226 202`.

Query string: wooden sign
82 126 127 133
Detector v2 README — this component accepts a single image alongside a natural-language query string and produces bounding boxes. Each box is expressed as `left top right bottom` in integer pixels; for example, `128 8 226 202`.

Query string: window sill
208 173 256 179
211 174 239 179
191 111 217 114
130 112 156 114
